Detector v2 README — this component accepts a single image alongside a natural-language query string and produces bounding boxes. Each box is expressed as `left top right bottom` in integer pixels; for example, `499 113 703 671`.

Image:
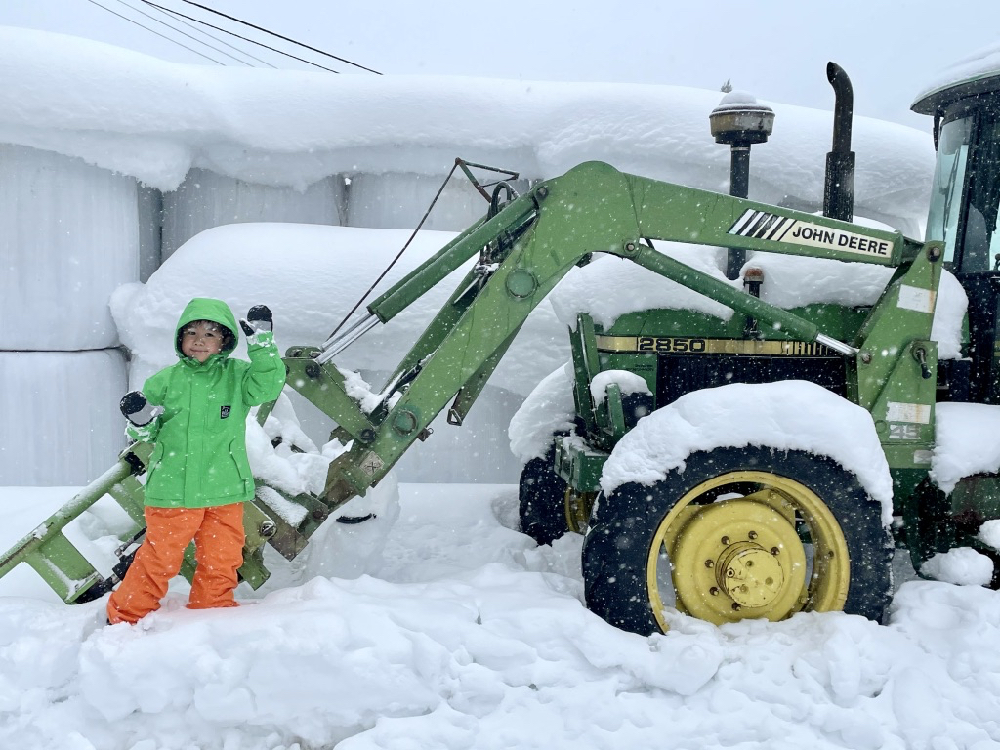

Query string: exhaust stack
824 62 856 222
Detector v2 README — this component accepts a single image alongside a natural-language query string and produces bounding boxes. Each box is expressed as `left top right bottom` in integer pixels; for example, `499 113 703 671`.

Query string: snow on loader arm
0 160 940 607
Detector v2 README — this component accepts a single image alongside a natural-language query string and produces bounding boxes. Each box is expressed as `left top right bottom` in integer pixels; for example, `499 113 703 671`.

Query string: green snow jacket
131 298 286 508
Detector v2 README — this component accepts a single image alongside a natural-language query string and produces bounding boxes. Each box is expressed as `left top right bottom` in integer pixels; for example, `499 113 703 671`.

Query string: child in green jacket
107 297 286 625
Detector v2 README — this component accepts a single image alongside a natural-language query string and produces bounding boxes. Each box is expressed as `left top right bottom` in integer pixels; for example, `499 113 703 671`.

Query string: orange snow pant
107 503 244 625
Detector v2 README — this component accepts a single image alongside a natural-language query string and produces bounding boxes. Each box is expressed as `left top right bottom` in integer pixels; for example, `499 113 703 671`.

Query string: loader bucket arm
0 446 149 603
289 161 929 511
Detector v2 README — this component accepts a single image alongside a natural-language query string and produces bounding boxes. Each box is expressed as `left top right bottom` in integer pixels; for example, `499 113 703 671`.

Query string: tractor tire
519 449 570 546
582 446 893 635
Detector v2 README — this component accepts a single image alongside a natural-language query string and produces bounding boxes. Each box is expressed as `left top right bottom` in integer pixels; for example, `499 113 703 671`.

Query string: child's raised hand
239 305 273 337
120 391 164 427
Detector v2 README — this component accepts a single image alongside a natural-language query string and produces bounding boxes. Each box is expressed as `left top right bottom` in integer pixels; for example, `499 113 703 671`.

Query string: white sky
2 0 998 129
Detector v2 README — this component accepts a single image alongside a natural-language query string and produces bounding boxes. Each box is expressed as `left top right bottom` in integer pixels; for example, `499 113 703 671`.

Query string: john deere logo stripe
728 209 892 258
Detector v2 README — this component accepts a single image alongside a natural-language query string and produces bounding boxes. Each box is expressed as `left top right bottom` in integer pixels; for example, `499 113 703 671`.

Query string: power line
109 0 256 66
131 0 277 67
177 0 382 74
140 0 343 73
83 0 224 64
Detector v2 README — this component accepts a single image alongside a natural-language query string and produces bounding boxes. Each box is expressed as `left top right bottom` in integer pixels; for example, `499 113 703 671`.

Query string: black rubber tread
518 448 570 546
582 446 894 635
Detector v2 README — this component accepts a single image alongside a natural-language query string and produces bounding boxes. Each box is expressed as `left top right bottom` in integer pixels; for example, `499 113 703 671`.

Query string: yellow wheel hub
646 470 851 630
717 541 785 607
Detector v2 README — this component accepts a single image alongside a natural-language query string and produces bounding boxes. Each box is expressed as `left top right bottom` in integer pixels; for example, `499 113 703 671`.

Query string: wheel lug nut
705 560 714 568
771 547 780 556
709 587 719 596
748 530 758 540
732 603 741 611
721 536 730 545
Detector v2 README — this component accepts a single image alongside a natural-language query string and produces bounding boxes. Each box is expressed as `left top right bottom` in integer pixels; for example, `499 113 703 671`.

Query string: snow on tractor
5 63 1000 635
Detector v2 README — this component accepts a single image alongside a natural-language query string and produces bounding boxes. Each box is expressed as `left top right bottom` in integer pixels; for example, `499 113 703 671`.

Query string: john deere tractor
5 61 1000 636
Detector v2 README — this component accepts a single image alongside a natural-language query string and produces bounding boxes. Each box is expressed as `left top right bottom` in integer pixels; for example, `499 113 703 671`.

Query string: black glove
120 391 162 427
239 305 273 337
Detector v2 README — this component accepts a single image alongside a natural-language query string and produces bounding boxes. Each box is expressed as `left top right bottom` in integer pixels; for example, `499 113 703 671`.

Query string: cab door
930 100 1000 403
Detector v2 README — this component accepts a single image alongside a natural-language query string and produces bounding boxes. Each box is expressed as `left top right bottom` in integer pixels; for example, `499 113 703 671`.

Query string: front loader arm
288 161 933 511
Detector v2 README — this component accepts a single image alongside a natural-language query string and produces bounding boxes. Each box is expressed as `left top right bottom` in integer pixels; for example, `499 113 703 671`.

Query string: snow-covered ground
1 482 999 750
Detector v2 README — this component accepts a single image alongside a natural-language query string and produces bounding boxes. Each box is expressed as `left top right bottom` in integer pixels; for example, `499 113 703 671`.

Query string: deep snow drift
1 482 999 750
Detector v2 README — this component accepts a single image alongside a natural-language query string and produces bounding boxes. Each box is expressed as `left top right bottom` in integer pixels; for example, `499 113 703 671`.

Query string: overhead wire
134 0 276 67
82 0 224 64
108 0 256 66
177 0 382 74
139 0 343 73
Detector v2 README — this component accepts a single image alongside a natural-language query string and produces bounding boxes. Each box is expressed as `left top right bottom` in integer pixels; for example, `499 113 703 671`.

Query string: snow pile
250 395 402 579
981 520 1000 551
549 242 733 327
921 547 994 586
932 402 1000 493
1 483 999 749
914 40 1000 110
507 362 577 463
0 27 933 229
589 370 652 405
747 251 896 309
600 381 895 524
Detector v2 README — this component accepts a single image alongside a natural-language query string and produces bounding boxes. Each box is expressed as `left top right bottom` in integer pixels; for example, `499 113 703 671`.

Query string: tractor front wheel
582 446 893 635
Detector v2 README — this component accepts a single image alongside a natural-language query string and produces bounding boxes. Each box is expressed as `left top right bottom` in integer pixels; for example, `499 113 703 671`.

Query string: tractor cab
915 64 1000 402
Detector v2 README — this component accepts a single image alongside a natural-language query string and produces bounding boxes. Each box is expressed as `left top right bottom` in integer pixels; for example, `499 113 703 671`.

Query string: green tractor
5 61 1000 636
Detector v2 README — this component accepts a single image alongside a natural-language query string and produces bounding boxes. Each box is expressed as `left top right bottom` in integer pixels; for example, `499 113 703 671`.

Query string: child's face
181 320 224 362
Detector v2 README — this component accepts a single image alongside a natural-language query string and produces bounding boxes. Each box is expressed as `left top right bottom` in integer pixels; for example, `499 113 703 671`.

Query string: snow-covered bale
0 27 933 233
161 169 346 260
0 144 139 350
111 223 567 398
0 350 127 484
346 173 530 231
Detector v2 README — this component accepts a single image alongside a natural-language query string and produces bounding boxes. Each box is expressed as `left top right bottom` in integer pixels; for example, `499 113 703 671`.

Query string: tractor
5 61 1000 636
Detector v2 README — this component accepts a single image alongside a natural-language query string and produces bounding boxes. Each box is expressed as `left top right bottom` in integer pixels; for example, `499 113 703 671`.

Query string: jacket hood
175 297 239 358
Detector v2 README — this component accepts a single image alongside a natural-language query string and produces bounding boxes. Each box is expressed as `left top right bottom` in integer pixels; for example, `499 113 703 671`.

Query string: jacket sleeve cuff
126 421 157 443
246 330 275 350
